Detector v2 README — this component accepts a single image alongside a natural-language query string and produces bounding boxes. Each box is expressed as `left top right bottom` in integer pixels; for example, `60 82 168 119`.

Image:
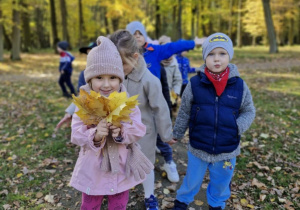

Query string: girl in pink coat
70 36 153 210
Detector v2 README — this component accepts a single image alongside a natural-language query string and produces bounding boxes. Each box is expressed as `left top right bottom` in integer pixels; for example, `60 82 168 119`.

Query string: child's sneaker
162 160 179 182
63 92 71 98
173 199 188 210
145 194 159 210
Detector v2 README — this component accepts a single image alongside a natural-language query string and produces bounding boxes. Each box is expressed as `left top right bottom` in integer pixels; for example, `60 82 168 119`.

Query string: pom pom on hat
202 33 234 61
84 36 124 83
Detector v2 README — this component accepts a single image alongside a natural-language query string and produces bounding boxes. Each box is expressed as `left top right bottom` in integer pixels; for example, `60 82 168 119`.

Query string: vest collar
199 72 238 85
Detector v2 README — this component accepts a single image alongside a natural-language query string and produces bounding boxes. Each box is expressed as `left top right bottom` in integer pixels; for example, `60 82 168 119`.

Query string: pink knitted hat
84 36 124 83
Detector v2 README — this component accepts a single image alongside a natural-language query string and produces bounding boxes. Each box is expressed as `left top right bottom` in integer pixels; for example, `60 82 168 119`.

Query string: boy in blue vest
171 33 255 210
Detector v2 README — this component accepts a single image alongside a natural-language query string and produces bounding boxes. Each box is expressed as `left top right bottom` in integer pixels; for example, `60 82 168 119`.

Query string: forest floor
0 46 299 210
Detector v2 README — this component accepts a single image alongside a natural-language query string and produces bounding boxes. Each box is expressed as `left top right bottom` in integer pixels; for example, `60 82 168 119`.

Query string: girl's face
133 30 146 48
205 47 229 73
90 75 121 96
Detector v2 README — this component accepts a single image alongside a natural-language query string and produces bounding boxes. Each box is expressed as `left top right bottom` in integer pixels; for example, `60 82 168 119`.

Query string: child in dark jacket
57 41 76 98
172 33 255 210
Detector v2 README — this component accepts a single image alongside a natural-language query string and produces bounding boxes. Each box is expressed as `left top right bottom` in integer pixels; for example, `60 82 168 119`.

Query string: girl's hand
56 113 72 130
109 124 121 138
194 36 207 47
167 139 177 146
93 119 109 145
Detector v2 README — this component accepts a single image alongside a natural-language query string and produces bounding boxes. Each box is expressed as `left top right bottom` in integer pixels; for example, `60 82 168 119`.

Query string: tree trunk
155 0 161 39
236 0 242 47
171 5 177 40
111 18 119 32
298 4 300 44
196 1 200 36
78 0 85 46
252 36 256 46
288 18 294 46
60 0 70 45
20 0 31 52
191 5 197 38
0 1 3 61
11 0 21 60
3 26 12 50
102 7 110 35
50 0 59 52
177 0 182 39
262 0 278 53
228 0 233 37
35 6 49 48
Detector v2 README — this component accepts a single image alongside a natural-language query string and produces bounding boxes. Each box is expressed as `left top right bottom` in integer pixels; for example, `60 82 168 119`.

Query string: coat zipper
191 107 200 132
213 96 219 152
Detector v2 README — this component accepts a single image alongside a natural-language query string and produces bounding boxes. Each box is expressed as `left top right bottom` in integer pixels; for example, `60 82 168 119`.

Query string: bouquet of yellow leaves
72 89 139 127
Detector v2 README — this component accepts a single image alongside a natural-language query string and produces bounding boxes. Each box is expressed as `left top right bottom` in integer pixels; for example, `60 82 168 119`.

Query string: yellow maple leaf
170 91 177 104
108 94 139 126
73 89 108 125
72 90 139 126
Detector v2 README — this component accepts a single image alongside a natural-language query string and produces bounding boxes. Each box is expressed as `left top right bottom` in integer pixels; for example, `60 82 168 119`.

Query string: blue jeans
176 151 236 209
156 135 173 163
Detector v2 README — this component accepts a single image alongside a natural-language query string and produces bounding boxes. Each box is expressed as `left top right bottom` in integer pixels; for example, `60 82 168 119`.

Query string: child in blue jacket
57 41 75 98
172 33 255 210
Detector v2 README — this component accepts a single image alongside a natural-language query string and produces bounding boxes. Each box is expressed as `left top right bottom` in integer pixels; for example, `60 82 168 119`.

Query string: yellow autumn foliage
72 89 139 127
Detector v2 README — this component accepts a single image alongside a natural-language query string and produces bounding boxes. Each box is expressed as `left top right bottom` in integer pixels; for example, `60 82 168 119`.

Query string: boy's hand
94 119 109 145
56 113 72 130
167 138 177 146
109 124 121 138
194 36 207 47
61 70 65 74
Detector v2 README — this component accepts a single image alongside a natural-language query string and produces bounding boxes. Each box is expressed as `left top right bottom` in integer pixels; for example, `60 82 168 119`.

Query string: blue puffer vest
189 72 243 154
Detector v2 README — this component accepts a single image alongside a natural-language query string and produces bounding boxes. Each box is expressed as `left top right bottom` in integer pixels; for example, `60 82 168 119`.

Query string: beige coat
123 56 173 163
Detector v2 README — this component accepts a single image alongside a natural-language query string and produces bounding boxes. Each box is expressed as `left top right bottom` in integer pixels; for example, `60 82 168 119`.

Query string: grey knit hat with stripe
84 36 124 83
202 32 234 61
126 21 147 40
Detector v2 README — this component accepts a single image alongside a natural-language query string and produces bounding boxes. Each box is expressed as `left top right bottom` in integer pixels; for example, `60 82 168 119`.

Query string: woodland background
1 0 300 61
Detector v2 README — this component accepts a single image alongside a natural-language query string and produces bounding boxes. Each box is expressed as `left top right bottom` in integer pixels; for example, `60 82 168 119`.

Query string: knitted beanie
84 36 124 83
57 41 69 51
126 21 147 40
202 32 234 61
158 35 171 45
